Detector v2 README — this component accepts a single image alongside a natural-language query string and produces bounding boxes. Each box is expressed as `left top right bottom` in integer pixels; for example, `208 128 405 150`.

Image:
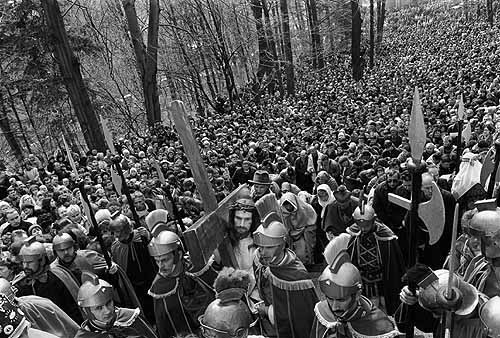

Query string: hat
333 185 351 202
248 170 272 185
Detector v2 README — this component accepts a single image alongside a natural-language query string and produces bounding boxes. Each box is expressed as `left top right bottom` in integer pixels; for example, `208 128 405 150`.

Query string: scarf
317 184 335 218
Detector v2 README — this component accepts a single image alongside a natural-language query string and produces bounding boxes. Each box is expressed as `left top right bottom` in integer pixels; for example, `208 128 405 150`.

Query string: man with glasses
346 204 406 315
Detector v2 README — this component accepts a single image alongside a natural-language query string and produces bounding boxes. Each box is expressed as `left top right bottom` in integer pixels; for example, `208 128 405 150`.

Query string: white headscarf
317 184 335 218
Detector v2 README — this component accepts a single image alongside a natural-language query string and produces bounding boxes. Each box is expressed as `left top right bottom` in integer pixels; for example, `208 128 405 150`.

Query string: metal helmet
19 236 46 262
480 296 500 337
417 269 478 316
469 199 500 262
199 268 254 337
0 278 15 304
148 230 182 257
52 233 75 251
95 209 112 226
319 233 361 299
352 203 376 221
145 209 170 235
469 199 500 237
253 221 287 247
319 253 362 299
77 272 114 308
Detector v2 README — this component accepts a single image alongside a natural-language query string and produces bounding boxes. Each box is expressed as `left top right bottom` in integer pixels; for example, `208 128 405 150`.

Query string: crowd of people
0 1 499 337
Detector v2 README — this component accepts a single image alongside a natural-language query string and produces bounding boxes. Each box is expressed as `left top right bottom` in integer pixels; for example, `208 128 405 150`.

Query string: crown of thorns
229 200 256 211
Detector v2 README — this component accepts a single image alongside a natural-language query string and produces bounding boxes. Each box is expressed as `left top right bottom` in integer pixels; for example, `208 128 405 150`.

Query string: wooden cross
170 101 240 270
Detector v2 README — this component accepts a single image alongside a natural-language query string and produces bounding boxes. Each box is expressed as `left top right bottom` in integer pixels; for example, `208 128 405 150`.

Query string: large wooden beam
183 185 248 269
171 100 240 269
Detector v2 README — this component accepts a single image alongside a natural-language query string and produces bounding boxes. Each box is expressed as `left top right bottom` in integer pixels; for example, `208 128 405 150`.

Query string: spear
443 203 460 338
405 87 427 338
62 137 112 268
100 116 141 229
152 159 186 232
455 94 465 172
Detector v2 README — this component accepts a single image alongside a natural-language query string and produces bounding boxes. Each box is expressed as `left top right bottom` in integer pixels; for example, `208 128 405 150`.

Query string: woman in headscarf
279 192 317 265
311 184 336 263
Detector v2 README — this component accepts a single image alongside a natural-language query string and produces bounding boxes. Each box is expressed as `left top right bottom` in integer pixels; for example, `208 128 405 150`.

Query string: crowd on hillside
0 1 499 338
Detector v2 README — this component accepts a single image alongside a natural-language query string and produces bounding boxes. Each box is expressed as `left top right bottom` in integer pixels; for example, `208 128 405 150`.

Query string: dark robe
346 222 406 315
310 297 400 338
322 198 358 236
17 269 84 324
148 260 216 338
18 295 79 338
254 249 318 338
51 250 142 316
111 237 157 324
74 307 157 338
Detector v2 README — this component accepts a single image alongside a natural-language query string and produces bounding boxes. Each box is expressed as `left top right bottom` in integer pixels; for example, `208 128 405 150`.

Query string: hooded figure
279 192 317 265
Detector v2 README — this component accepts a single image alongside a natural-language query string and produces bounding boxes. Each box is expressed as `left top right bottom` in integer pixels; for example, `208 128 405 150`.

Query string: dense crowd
0 1 499 338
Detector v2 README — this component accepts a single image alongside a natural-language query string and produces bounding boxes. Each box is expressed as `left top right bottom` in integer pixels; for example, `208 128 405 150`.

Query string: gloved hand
400 286 418 306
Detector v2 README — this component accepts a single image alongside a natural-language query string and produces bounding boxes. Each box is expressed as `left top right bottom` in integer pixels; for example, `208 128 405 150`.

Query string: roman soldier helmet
352 203 376 221
19 237 46 262
148 230 183 257
253 220 287 247
469 199 500 262
469 199 500 237
319 233 362 299
52 233 75 251
77 272 114 308
199 268 255 338
479 296 500 337
77 272 116 329
417 269 478 316
145 209 170 236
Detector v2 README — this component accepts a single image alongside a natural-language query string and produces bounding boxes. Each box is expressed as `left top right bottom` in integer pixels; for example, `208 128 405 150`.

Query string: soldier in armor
51 232 142 315
74 272 157 338
346 203 406 314
253 218 317 338
16 237 83 323
312 235 400 338
479 296 500 337
463 199 500 297
399 265 482 338
148 230 215 338
0 278 79 338
199 267 264 338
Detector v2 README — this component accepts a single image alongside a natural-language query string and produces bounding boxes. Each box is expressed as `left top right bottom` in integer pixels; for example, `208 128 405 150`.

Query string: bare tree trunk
41 0 105 151
486 0 494 26
19 95 48 160
250 0 273 82
5 89 32 153
351 0 363 81
306 0 324 69
0 92 23 163
122 0 161 128
325 5 335 56
280 0 295 96
376 0 386 45
232 3 251 83
263 0 284 96
369 0 374 68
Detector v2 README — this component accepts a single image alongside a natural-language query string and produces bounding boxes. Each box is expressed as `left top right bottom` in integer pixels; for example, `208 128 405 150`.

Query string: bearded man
16 237 83 323
148 230 216 338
